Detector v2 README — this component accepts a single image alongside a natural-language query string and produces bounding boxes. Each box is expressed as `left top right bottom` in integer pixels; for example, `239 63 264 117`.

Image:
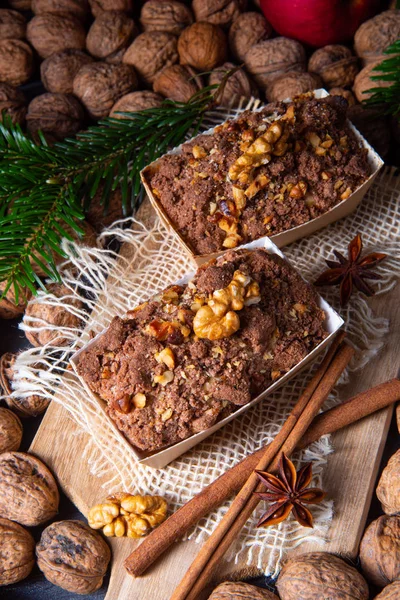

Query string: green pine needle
364 38 400 118
0 83 225 299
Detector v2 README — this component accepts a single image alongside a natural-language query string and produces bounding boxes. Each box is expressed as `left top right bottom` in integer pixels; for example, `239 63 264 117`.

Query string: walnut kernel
359 515 400 587
309 45 359 88
208 581 278 599
229 11 272 62
268 71 322 102
73 61 138 118
0 9 26 41
89 0 133 18
123 31 178 87
354 10 400 65
110 90 163 117
0 408 23 453
27 13 86 59
37 520 110 594
178 22 228 71
41 49 93 94
192 0 243 28
154 64 202 103
32 0 90 20
376 450 400 515
0 39 33 86
86 11 137 63
0 451 59 526
27 93 84 141
209 62 258 107
140 0 193 35
0 518 35 586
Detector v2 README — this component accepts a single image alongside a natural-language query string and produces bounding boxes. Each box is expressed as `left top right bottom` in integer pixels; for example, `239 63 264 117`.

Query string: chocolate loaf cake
75 248 326 453
145 94 370 255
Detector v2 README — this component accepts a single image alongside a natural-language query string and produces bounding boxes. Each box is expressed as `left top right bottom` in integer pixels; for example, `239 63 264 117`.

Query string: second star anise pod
254 453 326 528
314 233 387 306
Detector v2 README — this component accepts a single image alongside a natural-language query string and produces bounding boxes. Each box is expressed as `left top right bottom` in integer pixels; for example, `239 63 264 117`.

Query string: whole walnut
86 185 126 231
268 71 322 102
27 93 84 141
0 39 33 86
32 0 90 21
27 13 86 59
374 581 400 599
0 518 35 585
0 9 26 40
140 0 193 35
110 90 163 116
209 62 257 107
208 581 278 599
89 0 133 18
329 87 356 106
0 452 59 526
0 83 27 124
37 520 110 594
397 404 400 434
123 31 178 87
154 64 202 103
0 408 23 454
353 61 391 103
347 105 391 158
360 515 400 587
376 450 400 516
229 11 272 62
41 49 93 94
23 283 84 347
354 10 400 65
0 280 30 319
192 0 244 29
0 352 50 417
86 11 137 63
309 45 359 88
74 62 138 119
8 0 32 9
178 22 228 71
244 37 306 92
276 552 369 600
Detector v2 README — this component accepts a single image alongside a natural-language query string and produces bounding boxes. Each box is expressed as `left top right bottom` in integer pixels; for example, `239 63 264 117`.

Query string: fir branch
364 39 400 118
0 83 224 298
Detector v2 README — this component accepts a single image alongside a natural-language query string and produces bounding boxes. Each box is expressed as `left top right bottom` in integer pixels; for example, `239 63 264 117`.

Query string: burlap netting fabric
8 100 400 576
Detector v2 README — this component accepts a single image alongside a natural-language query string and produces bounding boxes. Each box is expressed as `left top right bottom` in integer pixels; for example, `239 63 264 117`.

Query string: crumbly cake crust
76 249 326 453
147 95 370 255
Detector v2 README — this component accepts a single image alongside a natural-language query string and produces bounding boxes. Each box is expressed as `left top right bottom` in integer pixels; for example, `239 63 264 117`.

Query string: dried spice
255 453 326 528
315 233 387 306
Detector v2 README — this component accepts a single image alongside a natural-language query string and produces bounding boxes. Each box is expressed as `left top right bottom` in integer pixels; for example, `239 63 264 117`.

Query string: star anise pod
314 233 387 307
254 453 326 528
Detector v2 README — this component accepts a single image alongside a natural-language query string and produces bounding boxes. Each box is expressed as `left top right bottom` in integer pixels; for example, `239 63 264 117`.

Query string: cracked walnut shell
277 552 369 600
0 518 35 586
354 10 400 65
229 11 273 62
192 0 244 29
73 61 138 119
0 452 59 526
0 408 23 454
208 581 278 599
0 352 50 417
268 71 322 103
27 93 85 141
123 31 178 87
209 62 258 107
360 515 400 587
308 45 359 88
41 49 93 94
89 0 133 18
0 39 33 86
37 520 110 594
0 9 26 41
32 0 90 20
140 0 193 35
244 37 306 91
110 90 163 117
178 22 228 71
154 64 202 103
376 450 400 516
88 493 168 538
86 11 138 63
27 13 86 59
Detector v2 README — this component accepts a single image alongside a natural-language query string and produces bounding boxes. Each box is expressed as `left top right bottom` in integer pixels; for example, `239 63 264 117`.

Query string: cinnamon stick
173 342 354 600
125 376 400 579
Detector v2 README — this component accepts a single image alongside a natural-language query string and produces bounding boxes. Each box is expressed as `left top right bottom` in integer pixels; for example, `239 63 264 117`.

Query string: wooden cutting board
30 256 398 600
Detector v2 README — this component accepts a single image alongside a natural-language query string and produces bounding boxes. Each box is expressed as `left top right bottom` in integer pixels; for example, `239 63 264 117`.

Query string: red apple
260 0 381 47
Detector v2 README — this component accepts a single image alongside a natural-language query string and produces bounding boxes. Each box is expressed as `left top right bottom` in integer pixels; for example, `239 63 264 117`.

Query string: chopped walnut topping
133 393 146 408
155 348 175 370
192 145 207 159
154 371 174 386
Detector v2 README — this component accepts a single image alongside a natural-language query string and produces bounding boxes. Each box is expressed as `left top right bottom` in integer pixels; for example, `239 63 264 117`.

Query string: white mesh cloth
9 101 400 577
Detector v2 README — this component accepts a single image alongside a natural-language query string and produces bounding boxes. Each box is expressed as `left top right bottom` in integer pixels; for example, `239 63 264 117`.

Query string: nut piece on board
374 581 400 599
36 520 110 594
86 11 137 63
0 352 50 417
0 9 26 41
0 39 33 86
154 64 202 103
89 0 133 18
229 11 272 62
208 581 279 599
192 0 243 29
31 0 90 21
41 49 93 94
354 9 400 65
0 518 35 586
140 0 193 35
110 90 163 117
308 45 359 88
123 31 178 87
359 515 400 587
27 13 86 59
0 452 59 526
276 552 369 600
178 22 228 71
376 450 400 516
0 408 23 453
26 93 85 141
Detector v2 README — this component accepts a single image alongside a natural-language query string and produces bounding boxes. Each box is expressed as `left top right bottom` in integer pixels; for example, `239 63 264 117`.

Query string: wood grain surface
30 246 399 600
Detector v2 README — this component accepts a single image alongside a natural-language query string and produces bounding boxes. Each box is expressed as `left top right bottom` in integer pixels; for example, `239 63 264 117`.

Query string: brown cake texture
75 248 326 452
145 94 370 256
